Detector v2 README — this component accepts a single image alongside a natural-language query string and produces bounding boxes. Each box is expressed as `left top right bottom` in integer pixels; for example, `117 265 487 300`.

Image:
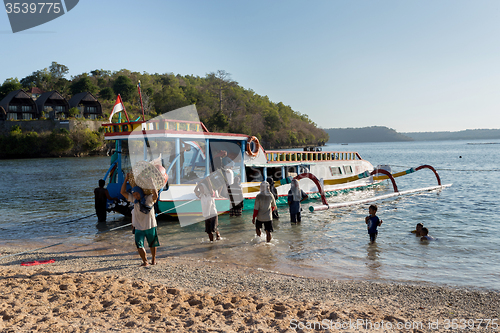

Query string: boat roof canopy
105 131 249 142
246 162 316 168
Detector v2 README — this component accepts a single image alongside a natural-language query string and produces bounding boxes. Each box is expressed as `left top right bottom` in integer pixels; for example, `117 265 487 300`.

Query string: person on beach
194 180 221 241
228 175 244 217
253 182 277 242
94 179 117 223
365 204 383 244
420 227 436 241
287 179 308 224
411 223 424 236
120 173 159 266
266 177 280 219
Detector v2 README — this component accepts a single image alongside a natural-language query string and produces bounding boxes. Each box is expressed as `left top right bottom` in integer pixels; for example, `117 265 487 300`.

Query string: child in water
411 223 424 236
420 227 436 241
365 204 383 243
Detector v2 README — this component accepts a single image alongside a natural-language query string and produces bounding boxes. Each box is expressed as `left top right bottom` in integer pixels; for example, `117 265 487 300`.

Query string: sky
1 0 499 133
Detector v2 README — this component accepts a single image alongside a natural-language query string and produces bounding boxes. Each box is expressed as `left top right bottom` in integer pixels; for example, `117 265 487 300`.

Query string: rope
58 213 97 224
155 198 198 217
0 212 130 260
0 242 65 260
388 164 500 172
16 213 97 226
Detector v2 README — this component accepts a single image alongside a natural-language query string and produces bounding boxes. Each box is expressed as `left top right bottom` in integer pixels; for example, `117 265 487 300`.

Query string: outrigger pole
138 80 145 121
309 165 452 212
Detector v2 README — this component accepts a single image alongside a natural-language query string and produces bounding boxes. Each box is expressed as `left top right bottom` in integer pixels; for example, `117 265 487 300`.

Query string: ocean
1 139 499 290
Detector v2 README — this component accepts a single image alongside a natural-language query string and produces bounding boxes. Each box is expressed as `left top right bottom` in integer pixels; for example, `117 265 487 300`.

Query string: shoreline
1 243 499 332
2 236 498 294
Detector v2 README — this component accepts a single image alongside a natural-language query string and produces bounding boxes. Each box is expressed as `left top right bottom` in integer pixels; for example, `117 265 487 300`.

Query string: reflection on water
1 140 500 290
365 242 381 275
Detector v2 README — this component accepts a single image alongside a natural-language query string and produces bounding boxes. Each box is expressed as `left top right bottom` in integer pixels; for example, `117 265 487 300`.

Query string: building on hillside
0 89 38 120
68 92 102 120
27 87 44 100
35 91 70 119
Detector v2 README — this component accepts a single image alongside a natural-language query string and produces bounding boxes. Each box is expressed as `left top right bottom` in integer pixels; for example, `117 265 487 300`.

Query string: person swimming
420 227 436 241
411 223 424 237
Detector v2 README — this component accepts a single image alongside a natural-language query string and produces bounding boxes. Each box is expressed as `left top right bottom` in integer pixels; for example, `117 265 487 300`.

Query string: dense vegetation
0 124 104 158
1 63 328 149
324 126 413 143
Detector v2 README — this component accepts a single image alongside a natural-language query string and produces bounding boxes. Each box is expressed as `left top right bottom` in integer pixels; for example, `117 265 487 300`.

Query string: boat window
266 167 282 181
165 140 216 184
330 166 342 176
343 165 353 175
285 166 298 179
245 166 264 182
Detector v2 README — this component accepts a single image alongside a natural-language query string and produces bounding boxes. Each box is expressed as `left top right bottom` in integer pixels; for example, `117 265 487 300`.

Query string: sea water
0 140 499 290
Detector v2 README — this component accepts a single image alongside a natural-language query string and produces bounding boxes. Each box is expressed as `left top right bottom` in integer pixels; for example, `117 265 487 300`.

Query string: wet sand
0 242 499 332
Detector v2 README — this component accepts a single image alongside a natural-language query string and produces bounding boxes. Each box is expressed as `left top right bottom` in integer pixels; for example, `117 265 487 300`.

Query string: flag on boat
109 95 125 122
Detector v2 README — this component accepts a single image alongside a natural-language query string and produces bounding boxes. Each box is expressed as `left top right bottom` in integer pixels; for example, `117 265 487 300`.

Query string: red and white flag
109 95 125 122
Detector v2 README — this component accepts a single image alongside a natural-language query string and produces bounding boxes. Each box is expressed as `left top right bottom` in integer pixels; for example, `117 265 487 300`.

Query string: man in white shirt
120 173 159 266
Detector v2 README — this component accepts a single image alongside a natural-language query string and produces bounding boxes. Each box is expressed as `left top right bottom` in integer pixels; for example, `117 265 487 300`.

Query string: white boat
102 119 377 219
101 105 449 224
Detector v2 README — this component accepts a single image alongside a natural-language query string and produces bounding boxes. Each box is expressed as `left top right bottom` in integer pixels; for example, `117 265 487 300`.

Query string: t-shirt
94 187 108 207
200 193 218 219
288 189 307 215
127 193 157 231
367 216 380 234
253 193 276 222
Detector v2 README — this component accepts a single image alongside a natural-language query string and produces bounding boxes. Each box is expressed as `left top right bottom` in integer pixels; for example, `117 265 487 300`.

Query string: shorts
369 232 378 242
135 227 160 249
205 216 218 233
256 220 273 232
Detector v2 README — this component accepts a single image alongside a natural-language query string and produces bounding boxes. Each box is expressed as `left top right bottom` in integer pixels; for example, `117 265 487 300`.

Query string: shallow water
1 140 499 290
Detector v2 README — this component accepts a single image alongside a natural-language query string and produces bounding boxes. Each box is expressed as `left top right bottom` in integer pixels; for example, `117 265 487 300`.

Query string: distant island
323 126 413 143
324 127 500 143
402 129 500 141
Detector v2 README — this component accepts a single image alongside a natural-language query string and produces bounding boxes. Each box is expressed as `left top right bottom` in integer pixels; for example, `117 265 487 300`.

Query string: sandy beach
0 242 499 332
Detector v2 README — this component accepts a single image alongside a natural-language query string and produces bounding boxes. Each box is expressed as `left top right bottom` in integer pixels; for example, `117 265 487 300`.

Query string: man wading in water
94 179 117 223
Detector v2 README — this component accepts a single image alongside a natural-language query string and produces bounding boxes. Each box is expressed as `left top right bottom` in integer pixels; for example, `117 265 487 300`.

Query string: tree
90 69 111 78
206 70 238 117
112 75 135 101
53 78 70 97
47 129 73 154
20 68 51 90
206 111 229 132
99 87 114 100
0 78 22 100
49 62 69 79
140 89 154 117
70 75 98 95
68 107 80 118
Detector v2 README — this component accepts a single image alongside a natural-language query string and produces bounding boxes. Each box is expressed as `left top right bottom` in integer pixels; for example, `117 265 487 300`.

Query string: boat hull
157 174 378 217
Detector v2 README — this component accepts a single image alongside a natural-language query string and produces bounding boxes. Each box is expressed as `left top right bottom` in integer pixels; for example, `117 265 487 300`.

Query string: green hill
403 129 500 141
1 64 328 149
324 126 413 143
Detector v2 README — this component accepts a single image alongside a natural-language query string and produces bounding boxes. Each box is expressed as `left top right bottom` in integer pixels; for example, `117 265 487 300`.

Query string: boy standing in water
120 173 159 266
365 204 383 243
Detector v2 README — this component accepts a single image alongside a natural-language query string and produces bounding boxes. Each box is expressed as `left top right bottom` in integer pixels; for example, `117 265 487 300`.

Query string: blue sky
1 0 499 132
